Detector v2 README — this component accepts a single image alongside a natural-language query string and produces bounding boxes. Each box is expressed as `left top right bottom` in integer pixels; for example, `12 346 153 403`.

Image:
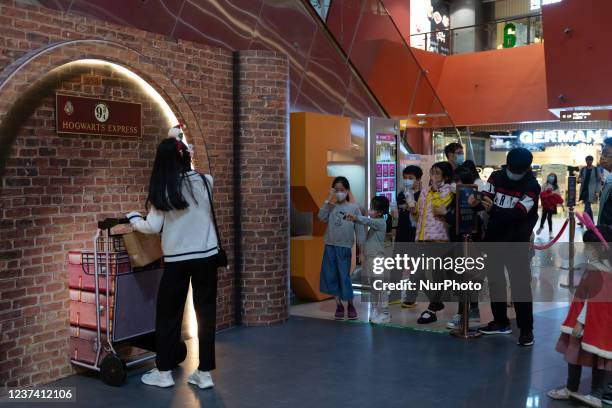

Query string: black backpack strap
200 174 223 250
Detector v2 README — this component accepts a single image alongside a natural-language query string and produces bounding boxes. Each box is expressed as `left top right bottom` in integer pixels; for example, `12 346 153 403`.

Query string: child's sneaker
188 370 214 389
446 313 463 329
371 312 391 324
572 393 602 408
347 304 358 320
417 309 437 324
547 387 571 400
334 303 345 320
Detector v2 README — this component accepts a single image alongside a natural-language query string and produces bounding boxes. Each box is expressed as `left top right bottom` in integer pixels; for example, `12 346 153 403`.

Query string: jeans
320 245 354 301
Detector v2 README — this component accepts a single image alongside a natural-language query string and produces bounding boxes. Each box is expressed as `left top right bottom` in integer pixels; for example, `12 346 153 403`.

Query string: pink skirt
556 333 612 370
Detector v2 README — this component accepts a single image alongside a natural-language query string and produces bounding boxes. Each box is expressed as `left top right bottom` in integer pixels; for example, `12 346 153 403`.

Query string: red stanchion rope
529 218 570 250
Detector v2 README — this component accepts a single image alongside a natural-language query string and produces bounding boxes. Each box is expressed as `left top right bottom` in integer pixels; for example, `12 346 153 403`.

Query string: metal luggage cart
70 218 186 386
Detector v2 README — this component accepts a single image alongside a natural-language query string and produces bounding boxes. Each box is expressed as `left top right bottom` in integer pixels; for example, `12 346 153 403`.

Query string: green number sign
503 23 517 48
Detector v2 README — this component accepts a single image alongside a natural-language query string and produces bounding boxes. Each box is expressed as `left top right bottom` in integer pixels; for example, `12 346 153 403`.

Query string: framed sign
456 184 478 236
56 93 142 137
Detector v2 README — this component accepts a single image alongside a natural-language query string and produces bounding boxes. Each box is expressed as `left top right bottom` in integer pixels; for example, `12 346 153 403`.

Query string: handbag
122 230 163 268
201 174 229 269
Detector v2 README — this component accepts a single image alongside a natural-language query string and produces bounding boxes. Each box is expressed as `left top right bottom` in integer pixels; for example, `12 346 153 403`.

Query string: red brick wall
0 1 289 391
237 51 290 325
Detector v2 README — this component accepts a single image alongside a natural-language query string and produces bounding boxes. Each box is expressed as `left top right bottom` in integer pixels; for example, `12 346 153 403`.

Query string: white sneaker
141 368 174 388
447 314 462 329
369 308 379 323
572 393 602 408
371 312 391 324
188 370 214 389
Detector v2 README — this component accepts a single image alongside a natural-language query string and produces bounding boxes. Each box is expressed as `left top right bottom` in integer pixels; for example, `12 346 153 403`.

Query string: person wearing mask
470 148 541 346
346 196 392 324
406 162 455 324
318 176 365 320
128 131 219 389
444 142 464 170
537 173 563 236
392 165 422 308
442 165 483 329
578 155 602 223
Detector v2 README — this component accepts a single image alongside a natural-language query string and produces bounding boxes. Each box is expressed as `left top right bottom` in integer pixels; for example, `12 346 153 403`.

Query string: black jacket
482 167 541 242
395 190 420 243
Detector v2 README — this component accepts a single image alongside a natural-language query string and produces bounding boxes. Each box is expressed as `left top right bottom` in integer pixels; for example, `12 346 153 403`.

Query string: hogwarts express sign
56 94 142 137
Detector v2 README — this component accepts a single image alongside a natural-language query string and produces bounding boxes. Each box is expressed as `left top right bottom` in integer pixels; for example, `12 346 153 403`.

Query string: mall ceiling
35 0 386 120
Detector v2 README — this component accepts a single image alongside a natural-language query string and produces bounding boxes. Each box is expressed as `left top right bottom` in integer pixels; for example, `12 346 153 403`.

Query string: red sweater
540 188 563 211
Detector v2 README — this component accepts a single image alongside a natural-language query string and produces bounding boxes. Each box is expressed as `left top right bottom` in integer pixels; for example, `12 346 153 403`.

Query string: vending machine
366 117 408 208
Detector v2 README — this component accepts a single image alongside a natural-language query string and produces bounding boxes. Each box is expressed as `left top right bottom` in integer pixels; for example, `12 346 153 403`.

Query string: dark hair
146 138 194 211
546 173 559 190
403 165 423 179
460 160 480 180
371 195 392 233
444 142 463 159
431 161 454 183
583 226 612 264
586 155 594 161
453 166 476 185
506 147 533 173
332 176 351 201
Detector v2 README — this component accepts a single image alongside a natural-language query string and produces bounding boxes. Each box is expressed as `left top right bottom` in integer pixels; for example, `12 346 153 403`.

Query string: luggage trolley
69 218 186 386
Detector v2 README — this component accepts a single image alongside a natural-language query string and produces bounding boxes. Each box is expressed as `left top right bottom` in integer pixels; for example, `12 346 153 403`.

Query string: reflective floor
24 311 597 408
11 214 604 407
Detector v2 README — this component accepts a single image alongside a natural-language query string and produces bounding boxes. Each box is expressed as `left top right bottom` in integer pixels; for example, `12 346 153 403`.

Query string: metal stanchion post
451 234 482 339
560 207 576 288
561 171 578 289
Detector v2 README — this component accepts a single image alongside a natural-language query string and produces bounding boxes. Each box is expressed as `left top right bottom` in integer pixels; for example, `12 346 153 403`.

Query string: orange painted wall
424 44 555 126
542 0 612 110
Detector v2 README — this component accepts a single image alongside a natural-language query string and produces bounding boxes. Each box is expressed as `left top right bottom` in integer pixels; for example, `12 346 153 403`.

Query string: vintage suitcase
68 251 129 294
69 300 113 332
69 327 107 365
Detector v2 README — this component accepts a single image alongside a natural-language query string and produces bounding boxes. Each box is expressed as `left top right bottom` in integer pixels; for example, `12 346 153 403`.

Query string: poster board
456 184 478 235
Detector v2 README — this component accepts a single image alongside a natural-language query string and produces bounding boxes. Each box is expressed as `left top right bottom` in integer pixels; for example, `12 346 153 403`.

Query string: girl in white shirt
127 132 218 390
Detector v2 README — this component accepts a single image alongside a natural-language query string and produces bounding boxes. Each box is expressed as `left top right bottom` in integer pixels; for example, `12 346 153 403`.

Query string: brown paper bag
122 231 163 268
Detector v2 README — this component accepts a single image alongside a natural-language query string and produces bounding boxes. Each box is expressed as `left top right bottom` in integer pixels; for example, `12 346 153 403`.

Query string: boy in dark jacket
471 148 541 346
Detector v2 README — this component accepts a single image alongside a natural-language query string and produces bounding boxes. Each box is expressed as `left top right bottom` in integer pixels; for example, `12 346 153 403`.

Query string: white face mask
336 192 347 202
404 179 414 189
506 168 525 181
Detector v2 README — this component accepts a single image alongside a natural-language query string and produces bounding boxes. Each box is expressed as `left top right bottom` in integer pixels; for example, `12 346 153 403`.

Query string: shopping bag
122 231 163 268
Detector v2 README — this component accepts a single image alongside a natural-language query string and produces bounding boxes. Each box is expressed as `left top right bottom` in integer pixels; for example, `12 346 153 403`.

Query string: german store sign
56 94 142 137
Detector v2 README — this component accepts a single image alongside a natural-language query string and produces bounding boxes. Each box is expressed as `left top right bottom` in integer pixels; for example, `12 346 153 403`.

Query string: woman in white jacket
127 130 218 390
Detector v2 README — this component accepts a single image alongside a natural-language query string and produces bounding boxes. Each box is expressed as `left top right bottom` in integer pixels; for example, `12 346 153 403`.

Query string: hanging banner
56 93 142 137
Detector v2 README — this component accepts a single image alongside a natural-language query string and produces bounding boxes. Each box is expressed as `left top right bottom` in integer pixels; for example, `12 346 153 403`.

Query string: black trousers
486 247 533 331
539 209 554 231
155 257 218 371
567 361 606 393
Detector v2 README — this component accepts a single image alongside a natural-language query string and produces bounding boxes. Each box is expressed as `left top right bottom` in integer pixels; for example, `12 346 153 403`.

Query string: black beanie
506 147 533 173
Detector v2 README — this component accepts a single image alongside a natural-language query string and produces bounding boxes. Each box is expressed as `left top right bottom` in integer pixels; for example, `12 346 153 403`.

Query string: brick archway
0 39 235 389
0 39 211 174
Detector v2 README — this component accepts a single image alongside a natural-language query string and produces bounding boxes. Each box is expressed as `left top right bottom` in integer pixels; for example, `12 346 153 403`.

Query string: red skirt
556 333 612 370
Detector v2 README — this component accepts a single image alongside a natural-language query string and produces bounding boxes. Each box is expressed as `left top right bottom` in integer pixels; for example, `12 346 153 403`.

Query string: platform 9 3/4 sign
56 93 141 137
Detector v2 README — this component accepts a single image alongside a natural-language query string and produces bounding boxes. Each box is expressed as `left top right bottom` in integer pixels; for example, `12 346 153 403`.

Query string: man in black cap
470 147 540 346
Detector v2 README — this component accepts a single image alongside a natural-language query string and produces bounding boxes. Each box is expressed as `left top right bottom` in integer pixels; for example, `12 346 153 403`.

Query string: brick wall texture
0 1 289 391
